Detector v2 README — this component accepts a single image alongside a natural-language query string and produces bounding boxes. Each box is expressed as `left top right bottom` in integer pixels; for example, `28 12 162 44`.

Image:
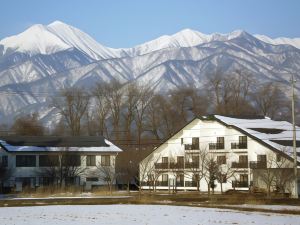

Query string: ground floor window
86 177 99 182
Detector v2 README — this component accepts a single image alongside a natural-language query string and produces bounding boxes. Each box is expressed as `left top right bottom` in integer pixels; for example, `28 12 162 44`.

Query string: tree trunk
220 182 223 194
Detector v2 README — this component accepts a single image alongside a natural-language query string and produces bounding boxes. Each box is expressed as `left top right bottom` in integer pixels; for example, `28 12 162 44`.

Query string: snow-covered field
0 205 299 225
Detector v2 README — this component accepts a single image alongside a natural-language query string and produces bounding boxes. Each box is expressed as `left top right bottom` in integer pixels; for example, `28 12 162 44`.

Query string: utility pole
291 74 298 198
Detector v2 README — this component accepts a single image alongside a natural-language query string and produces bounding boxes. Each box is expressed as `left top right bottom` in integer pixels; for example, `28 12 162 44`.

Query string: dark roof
270 140 300 147
0 136 108 147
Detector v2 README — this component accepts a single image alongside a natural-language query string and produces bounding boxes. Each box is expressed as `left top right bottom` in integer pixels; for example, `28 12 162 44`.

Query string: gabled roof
0 136 122 153
213 115 300 162
140 115 300 164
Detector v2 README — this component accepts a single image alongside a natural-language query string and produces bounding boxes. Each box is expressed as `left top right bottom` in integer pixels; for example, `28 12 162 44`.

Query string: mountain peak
48 20 66 27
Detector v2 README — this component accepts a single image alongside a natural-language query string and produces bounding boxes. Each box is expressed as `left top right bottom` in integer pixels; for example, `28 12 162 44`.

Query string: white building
140 115 300 196
0 136 122 192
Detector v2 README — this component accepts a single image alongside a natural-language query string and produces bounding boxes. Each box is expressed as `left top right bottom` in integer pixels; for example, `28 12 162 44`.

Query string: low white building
139 115 300 196
0 136 122 192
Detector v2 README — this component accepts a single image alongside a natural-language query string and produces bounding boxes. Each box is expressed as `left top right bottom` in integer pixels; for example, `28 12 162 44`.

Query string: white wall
140 118 294 193
0 147 118 190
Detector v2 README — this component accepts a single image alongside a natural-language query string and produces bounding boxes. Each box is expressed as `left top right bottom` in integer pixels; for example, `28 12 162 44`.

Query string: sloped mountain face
0 21 299 126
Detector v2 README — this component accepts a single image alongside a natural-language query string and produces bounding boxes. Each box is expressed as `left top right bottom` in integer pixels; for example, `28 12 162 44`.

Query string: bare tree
145 94 162 140
252 82 285 118
12 113 45 135
254 149 294 197
38 150 86 188
184 149 210 192
93 83 110 136
96 157 116 195
216 155 237 194
207 71 255 115
122 83 140 140
134 86 153 150
52 87 90 136
138 153 161 198
203 155 219 195
103 80 123 141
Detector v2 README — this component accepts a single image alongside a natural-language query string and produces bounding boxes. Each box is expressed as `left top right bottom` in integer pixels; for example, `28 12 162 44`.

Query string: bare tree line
6 71 294 142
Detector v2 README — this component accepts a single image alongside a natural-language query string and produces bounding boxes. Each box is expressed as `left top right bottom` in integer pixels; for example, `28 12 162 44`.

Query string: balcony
209 142 224 150
185 162 199 169
232 181 248 188
154 163 168 169
184 144 199 150
231 142 247 149
231 162 248 168
169 162 184 169
249 161 267 169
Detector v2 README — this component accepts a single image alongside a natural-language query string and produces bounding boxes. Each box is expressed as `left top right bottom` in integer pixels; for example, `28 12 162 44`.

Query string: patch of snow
0 205 298 225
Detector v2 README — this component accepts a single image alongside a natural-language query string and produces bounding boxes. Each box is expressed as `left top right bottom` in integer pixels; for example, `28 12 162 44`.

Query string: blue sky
0 0 299 48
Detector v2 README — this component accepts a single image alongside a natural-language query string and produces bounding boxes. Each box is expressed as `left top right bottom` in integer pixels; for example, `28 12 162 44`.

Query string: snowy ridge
2 21 300 60
254 34 300 49
0 21 300 126
0 21 123 59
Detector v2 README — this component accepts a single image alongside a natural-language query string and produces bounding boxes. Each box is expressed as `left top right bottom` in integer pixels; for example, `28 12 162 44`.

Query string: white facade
140 116 300 195
0 138 122 192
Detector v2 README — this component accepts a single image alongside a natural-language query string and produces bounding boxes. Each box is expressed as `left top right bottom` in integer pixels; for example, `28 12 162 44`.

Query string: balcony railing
249 161 267 169
154 163 168 169
169 162 184 169
185 181 197 187
184 144 199 150
155 162 200 170
231 142 247 149
231 162 248 168
209 142 225 150
185 162 199 169
232 181 248 188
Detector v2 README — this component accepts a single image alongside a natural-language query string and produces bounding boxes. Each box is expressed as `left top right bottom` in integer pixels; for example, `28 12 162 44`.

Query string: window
192 137 199 149
86 155 96 166
62 155 81 166
257 154 266 162
16 155 36 167
177 156 184 165
162 174 168 182
1 155 8 167
86 177 99 182
239 155 248 163
192 155 199 163
217 156 226 165
239 136 247 148
39 177 56 186
239 136 247 143
101 155 110 166
240 174 248 183
181 138 183 145
39 155 59 167
162 157 168 164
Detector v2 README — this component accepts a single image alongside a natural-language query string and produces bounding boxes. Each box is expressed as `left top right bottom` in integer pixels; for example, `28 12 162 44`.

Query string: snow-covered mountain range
0 21 299 126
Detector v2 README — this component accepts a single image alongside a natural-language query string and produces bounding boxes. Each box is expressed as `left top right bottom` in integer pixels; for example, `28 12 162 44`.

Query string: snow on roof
214 115 300 163
0 139 122 153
